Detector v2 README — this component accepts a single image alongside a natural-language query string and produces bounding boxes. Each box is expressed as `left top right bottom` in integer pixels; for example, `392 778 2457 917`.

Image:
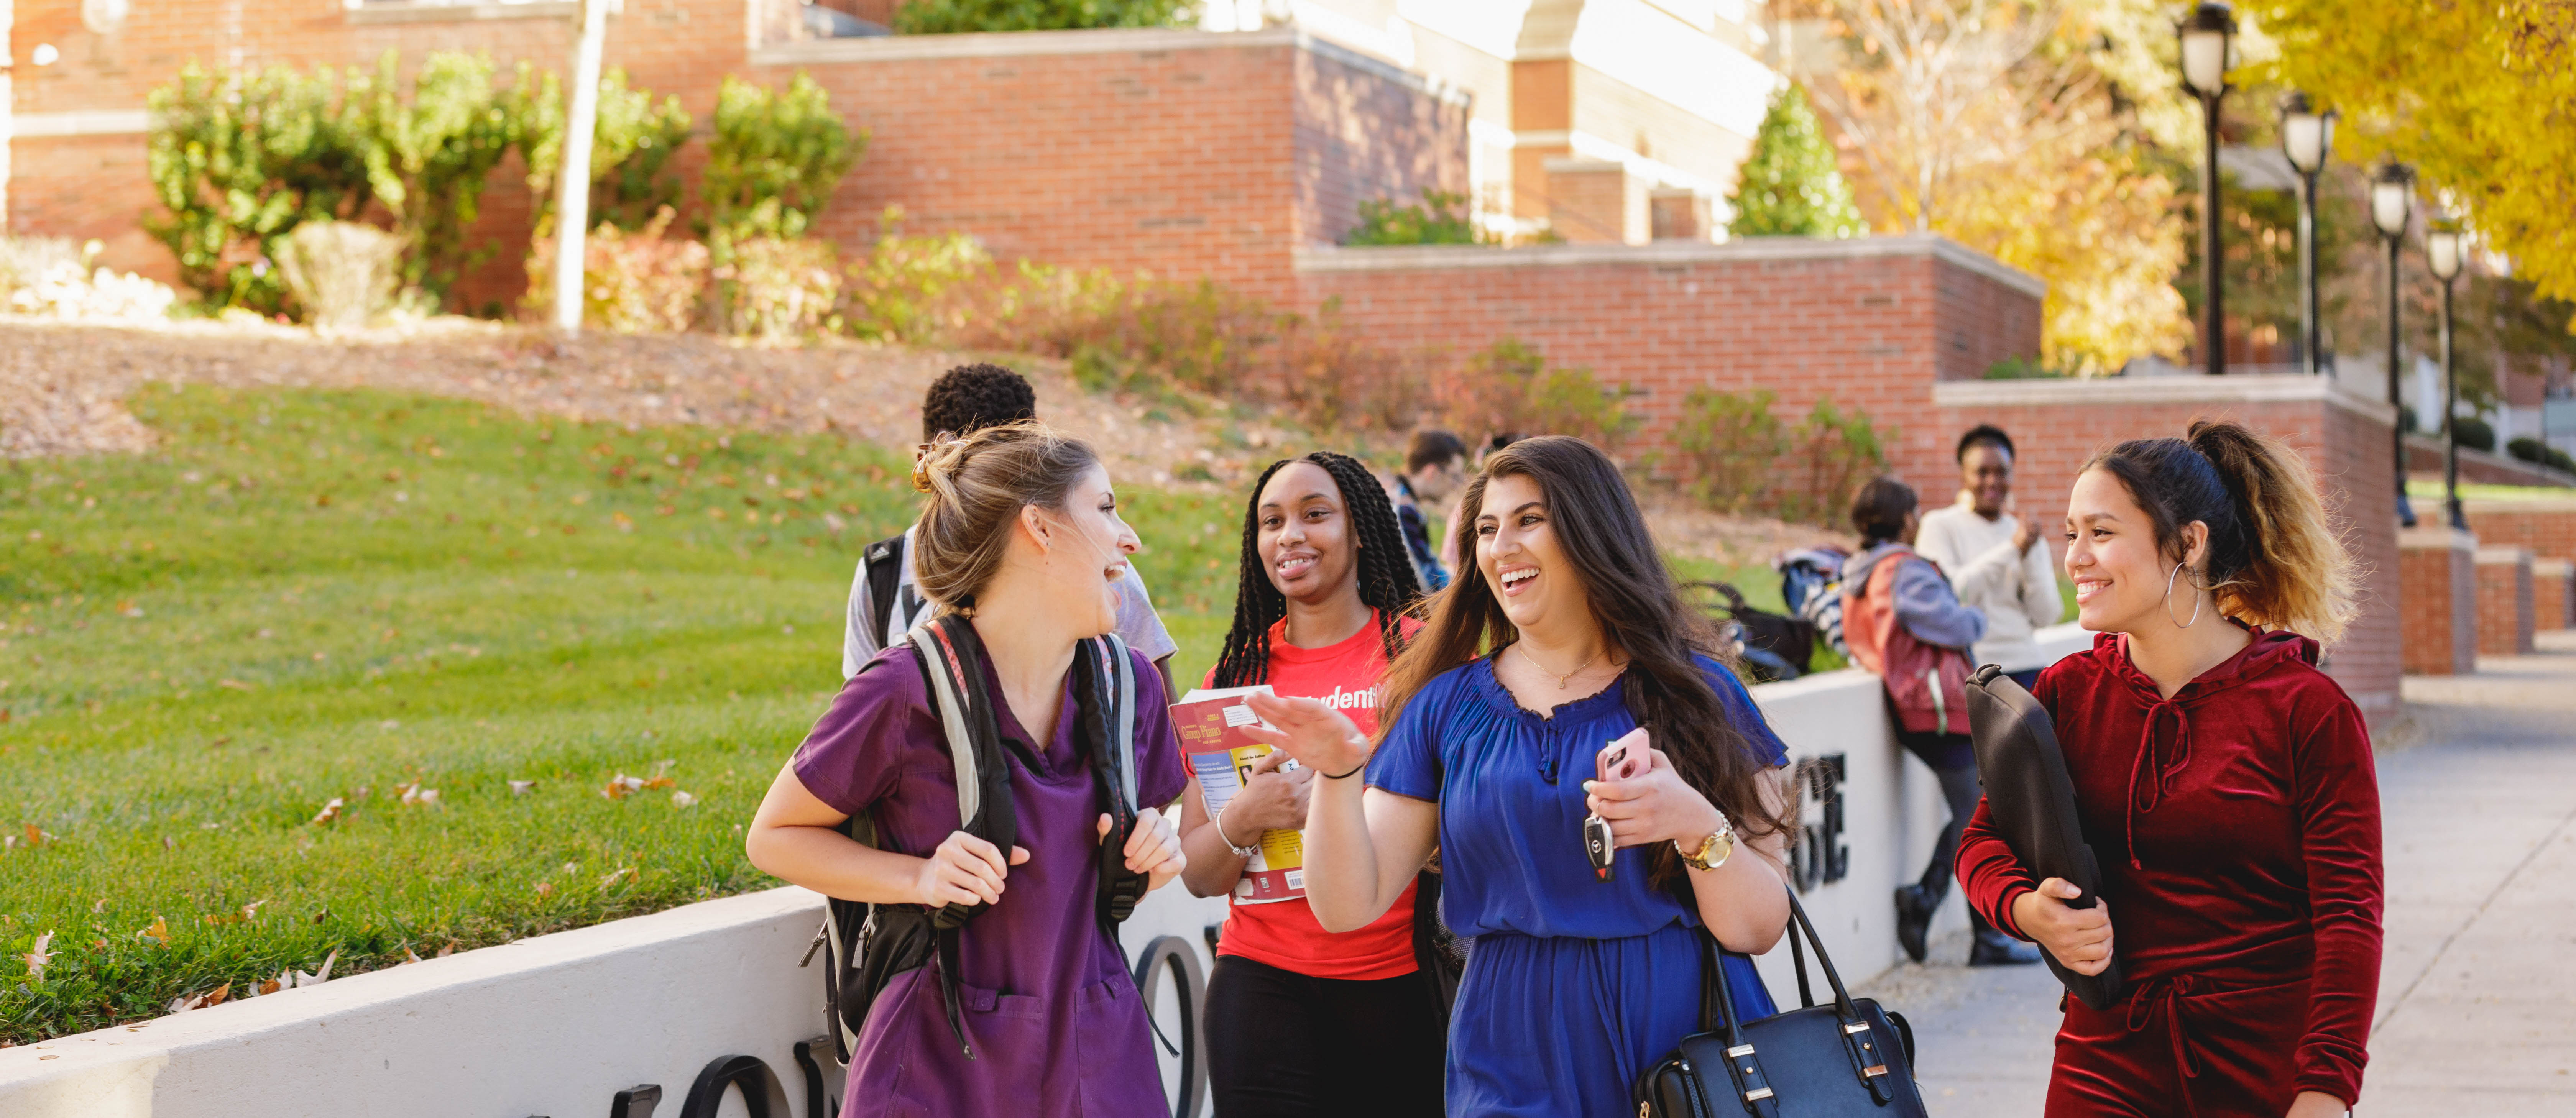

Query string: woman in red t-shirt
1178 450 1442 1117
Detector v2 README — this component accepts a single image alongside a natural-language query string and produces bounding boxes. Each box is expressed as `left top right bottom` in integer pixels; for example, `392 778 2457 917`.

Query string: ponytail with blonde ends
908 420 1101 615
2084 419 2356 644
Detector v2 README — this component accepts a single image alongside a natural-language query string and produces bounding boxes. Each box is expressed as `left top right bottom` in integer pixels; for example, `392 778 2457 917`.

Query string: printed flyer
1170 685 1305 903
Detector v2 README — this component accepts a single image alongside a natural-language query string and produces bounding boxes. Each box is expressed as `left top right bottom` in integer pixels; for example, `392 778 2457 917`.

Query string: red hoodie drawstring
2123 698 2193 870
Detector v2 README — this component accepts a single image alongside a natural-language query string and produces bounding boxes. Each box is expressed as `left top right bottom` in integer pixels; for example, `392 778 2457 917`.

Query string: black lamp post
2371 161 2417 528
2427 225 2468 530
2279 92 2336 375
2180 2 2237 376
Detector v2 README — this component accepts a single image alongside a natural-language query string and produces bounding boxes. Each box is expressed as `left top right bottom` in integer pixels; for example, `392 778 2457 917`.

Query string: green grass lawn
0 384 1242 1043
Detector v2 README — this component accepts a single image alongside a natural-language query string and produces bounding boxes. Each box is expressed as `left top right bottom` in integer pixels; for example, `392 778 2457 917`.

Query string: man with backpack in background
1913 425 2062 690
842 363 1181 695
1388 429 1468 592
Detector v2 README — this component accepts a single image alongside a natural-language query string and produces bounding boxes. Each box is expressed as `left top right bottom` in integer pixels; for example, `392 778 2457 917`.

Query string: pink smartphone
1597 732 1645 782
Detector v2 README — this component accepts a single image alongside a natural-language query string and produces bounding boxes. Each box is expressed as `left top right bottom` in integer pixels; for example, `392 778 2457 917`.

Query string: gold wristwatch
1675 811 1737 872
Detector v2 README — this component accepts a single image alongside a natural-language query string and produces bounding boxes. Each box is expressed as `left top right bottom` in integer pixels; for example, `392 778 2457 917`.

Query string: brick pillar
1544 158 1642 244
2535 559 2574 632
2476 547 2537 656
2399 528 2479 675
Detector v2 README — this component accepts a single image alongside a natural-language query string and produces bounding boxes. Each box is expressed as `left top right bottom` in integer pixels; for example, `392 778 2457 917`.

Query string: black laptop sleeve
1964 664 2126 1010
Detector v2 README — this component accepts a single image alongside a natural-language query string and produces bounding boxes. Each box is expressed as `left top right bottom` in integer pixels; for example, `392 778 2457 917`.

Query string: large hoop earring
2163 562 2203 629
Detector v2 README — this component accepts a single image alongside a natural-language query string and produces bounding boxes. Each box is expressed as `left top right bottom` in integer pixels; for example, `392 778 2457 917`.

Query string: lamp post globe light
2180 2 2238 376
2371 161 2417 528
2427 226 2468 530
2279 92 2336 376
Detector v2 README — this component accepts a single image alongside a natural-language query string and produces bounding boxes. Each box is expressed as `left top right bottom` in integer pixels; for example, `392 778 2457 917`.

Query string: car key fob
1583 812 1615 882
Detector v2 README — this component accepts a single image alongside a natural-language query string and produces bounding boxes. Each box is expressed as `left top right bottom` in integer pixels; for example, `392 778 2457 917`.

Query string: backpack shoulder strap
865 534 906 650
1101 632 1137 809
904 616 1017 917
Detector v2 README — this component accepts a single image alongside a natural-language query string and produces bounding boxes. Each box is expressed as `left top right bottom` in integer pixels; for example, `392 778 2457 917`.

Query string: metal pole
2298 169 2320 375
2443 277 2464 530
2201 93 2226 375
551 0 611 335
2389 235 2416 527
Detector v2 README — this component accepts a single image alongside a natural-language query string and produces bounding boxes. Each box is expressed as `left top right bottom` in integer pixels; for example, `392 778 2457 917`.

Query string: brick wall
1293 235 2046 496
2463 500 2576 565
2398 530 2479 676
2535 560 2574 632
8 17 1468 312
2476 548 2537 657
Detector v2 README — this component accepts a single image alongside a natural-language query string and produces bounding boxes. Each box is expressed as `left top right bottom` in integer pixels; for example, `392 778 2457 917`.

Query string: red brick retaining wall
2464 500 2576 566
1293 237 2046 496
2534 560 2573 632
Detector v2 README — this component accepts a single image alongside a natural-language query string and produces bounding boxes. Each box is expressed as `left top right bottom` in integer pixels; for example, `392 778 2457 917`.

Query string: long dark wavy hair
1209 451 1424 688
1375 436 1792 881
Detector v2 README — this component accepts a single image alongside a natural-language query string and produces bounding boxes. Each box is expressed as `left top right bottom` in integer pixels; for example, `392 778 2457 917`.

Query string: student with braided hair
1177 450 1445 1117
1958 420 2380 1117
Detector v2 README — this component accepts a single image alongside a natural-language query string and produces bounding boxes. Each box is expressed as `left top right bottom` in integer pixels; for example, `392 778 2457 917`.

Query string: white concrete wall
0 627 2092 1118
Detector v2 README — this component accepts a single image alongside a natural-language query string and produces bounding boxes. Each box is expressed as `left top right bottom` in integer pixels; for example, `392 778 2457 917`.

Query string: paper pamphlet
1171 685 1305 903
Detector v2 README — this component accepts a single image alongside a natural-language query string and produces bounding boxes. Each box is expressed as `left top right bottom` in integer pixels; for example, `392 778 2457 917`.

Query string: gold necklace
1518 642 1601 689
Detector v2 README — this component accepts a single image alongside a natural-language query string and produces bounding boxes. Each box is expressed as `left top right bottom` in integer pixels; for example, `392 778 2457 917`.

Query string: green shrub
700 74 862 248
146 52 557 315
509 66 694 238
1344 190 1482 246
1776 397 1888 525
716 236 843 341
894 0 1190 33
1982 356 2071 379
146 62 373 314
1456 339 1637 449
843 207 992 343
2452 415 2497 452
2505 436 2576 474
1667 388 1789 512
276 220 408 331
347 52 522 302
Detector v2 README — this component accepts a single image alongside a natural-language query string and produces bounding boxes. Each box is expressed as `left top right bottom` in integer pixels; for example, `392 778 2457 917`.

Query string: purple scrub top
792 642 1188 1118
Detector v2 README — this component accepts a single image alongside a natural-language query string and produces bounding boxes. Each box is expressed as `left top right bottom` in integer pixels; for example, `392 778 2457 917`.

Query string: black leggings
1896 730 1983 903
1204 954 1446 1118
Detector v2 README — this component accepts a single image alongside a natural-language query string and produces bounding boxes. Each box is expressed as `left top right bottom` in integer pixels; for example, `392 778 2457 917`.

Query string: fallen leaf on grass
671 790 697 809
295 950 337 987
598 866 637 888
22 823 48 848
255 977 283 996
22 932 51 981
436 942 455 958
310 798 345 826
168 982 231 1013
216 679 251 691
140 917 170 946
535 881 555 896
509 780 536 796
601 774 646 800
397 782 439 808
399 948 422 965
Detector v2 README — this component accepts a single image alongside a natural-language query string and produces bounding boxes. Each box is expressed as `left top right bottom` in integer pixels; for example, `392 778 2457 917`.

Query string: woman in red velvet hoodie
1957 420 2380 1118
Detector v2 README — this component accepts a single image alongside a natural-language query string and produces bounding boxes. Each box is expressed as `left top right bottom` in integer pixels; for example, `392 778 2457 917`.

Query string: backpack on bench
806 612 1150 1065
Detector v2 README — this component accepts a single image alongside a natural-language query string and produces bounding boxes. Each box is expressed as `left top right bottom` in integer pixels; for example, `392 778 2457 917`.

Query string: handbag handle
1697 887 1867 1034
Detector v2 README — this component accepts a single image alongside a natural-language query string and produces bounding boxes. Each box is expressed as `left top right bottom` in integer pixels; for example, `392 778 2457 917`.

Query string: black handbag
1963 665 2124 1010
1636 891 1927 1118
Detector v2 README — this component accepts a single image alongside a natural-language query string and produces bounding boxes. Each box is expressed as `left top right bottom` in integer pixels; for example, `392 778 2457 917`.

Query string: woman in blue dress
1243 435 1795 1116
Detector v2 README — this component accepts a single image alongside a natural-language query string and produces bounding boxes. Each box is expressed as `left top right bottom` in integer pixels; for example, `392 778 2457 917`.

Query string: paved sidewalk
1851 630 2576 1116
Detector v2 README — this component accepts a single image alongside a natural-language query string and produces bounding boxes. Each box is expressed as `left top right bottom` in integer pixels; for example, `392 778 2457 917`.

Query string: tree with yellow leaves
2243 1 2576 327
1811 0 2194 374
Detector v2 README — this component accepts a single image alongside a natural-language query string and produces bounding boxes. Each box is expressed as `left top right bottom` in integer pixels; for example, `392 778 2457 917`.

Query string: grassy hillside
0 384 1240 1042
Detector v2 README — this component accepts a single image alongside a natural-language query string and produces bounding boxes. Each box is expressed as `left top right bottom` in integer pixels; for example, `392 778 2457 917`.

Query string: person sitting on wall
1917 425 2064 691
842 363 1180 696
1841 477 2042 969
